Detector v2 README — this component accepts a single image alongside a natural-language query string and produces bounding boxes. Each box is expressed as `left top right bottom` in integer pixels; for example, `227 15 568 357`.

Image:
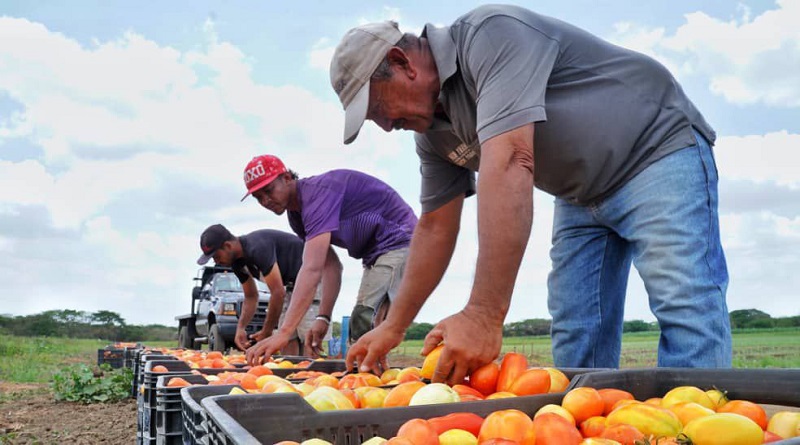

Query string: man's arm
246 233 331 364
426 122 534 384
235 277 260 350
346 194 463 372
306 247 343 356
255 263 285 340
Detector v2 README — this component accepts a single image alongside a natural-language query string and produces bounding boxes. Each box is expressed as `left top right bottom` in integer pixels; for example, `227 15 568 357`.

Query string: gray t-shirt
417 4 716 212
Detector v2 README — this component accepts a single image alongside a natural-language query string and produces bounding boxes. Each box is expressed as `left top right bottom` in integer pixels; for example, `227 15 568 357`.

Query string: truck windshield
215 274 242 292
215 274 269 293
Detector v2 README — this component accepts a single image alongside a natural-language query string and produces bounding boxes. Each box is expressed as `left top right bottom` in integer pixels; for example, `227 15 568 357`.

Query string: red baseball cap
240 154 287 201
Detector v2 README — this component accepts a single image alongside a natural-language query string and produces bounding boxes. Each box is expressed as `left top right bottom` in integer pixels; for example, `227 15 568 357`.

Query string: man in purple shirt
240 154 417 364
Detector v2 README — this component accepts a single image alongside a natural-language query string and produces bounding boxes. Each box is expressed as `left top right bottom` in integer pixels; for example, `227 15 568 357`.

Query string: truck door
194 281 213 335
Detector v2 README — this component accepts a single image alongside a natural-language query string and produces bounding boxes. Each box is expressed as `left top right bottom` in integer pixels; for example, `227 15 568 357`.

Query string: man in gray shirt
331 5 731 382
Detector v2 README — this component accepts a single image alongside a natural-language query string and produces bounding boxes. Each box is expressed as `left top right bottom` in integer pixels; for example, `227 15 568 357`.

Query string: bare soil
0 382 135 444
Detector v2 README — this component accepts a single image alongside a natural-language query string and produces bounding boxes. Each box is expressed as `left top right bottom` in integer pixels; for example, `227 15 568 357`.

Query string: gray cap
330 21 403 144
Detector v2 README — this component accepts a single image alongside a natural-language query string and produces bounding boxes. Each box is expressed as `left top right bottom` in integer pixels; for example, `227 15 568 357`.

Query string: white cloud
608 0 800 107
715 130 800 188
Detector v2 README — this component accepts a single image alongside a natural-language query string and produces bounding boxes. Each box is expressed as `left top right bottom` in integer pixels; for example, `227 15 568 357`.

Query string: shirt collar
422 23 457 90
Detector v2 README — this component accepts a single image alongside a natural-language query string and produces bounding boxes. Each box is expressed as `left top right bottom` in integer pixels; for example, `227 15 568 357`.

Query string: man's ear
386 47 416 79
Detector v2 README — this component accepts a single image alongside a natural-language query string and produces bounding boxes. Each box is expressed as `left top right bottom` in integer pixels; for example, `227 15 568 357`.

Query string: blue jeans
548 129 732 368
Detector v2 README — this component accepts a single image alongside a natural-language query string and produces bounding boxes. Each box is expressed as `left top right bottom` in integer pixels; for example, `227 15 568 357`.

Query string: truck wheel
209 324 226 352
178 326 195 349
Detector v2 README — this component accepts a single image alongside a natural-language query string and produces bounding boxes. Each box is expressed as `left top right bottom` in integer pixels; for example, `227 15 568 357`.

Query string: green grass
1 328 797 386
0 336 113 383
390 328 800 368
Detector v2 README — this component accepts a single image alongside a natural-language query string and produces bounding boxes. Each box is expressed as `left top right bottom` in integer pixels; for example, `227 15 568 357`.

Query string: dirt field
0 382 135 445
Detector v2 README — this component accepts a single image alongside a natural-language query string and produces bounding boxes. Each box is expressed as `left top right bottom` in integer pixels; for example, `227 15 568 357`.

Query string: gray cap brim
196 252 213 265
343 81 370 145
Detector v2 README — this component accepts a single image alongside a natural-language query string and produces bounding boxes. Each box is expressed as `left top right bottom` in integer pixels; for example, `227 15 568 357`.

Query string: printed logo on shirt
447 142 479 167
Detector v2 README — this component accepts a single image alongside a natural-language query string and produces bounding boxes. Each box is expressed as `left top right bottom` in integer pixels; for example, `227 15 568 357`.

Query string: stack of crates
136 355 182 445
155 374 209 444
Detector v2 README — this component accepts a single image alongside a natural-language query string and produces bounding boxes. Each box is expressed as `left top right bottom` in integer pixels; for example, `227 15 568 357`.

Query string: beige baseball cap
330 21 403 144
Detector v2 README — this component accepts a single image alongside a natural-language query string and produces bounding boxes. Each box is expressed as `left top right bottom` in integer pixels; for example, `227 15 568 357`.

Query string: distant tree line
402 309 800 340
1 308 797 342
0 309 177 341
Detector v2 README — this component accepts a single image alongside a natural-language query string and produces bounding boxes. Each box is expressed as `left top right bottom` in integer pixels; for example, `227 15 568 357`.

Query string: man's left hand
246 331 290 366
305 319 329 358
421 306 503 386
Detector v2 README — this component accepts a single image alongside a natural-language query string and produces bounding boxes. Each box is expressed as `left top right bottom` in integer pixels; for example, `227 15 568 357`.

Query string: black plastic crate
134 354 178 398
97 348 125 368
570 367 800 406
202 391 565 444
156 374 209 444
181 385 244 445
570 368 800 445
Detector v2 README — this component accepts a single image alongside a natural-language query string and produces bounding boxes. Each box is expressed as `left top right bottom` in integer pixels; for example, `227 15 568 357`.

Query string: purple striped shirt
287 170 417 266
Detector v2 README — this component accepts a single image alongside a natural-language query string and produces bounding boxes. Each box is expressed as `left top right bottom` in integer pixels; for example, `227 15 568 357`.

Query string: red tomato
428 412 485 436
496 353 528 393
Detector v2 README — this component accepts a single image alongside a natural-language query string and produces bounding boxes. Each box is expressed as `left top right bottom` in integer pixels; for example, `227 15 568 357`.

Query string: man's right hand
234 327 252 351
345 322 405 375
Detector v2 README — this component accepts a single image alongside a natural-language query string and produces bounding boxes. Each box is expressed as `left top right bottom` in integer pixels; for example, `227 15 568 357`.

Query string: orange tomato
478 409 535 445
452 384 485 401
579 416 607 437
469 362 500 396
166 377 191 387
151 365 168 373
597 388 635 416
239 373 260 391
561 387 604 423
386 437 415 445
496 353 528 393
246 365 273 377
206 351 224 360
534 404 576 426
716 400 767 430
667 401 714 426
396 418 440 445
507 368 551 397
428 412 484 437
383 381 426 408
598 424 645 445
477 440 519 445
531 412 582 445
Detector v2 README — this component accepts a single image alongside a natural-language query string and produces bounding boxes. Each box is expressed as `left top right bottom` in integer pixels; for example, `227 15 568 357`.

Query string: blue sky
1 1 798 328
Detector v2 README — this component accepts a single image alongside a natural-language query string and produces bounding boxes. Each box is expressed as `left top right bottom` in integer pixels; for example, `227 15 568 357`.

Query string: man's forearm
384 203 461 330
262 290 284 333
318 252 342 318
237 291 259 330
469 125 534 323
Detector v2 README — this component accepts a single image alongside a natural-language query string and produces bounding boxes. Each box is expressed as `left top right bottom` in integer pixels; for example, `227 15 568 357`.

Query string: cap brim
240 173 281 202
197 252 214 265
343 81 370 145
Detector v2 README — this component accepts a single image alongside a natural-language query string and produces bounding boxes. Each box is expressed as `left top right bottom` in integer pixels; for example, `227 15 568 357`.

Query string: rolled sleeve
463 16 559 144
416 132 476 213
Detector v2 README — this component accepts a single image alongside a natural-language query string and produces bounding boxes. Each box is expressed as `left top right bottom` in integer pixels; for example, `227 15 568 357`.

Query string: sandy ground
0 382 135 444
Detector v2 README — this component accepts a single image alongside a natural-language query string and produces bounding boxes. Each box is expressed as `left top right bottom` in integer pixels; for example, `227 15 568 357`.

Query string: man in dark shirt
197 224 338 355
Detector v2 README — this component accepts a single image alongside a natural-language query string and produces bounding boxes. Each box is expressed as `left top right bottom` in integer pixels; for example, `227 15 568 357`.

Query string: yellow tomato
605 403 682 438
682 413 763 445
767 411 800 439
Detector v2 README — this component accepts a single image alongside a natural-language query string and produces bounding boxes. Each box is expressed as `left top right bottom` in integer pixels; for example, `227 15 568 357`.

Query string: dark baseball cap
197 224 235 265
